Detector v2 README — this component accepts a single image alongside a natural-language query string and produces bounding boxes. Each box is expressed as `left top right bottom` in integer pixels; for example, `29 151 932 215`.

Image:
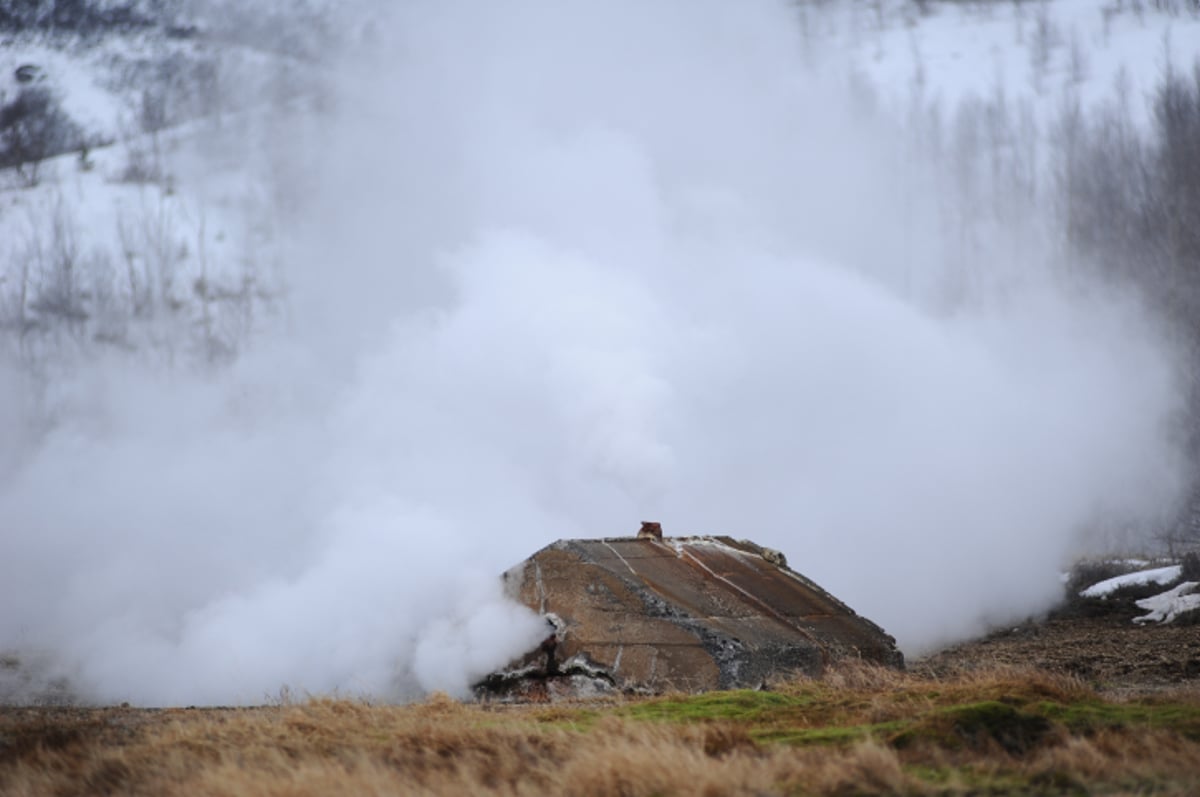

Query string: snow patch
1079 565 1182 598
1133 582 1200 625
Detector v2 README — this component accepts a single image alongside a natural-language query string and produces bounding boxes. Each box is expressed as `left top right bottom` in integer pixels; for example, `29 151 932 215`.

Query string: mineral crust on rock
476 533 903 701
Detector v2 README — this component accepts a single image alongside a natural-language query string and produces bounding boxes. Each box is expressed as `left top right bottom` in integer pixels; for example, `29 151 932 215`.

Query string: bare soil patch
915 608 1200 697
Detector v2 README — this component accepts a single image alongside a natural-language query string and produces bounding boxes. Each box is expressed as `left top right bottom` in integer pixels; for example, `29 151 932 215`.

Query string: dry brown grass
2 664 1199 796
0 701 919 797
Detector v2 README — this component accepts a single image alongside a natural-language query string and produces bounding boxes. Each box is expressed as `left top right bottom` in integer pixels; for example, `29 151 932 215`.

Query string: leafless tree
0 87 81 187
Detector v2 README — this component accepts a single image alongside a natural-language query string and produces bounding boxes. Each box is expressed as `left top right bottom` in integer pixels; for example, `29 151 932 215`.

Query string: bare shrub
0 86 83 187
1028 0 1060 94
117 142 165 185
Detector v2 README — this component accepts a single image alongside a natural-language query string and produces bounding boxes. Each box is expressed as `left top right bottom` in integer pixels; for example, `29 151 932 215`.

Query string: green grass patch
1037 699 1200 740
528 707 601 732
892 701 1054 755
755 720 906 746
529 677 1200 786
620 688 1071 753
622 689 810 723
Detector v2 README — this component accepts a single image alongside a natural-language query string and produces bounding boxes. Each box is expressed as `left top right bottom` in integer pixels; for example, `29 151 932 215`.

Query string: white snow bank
1134 582 1200 625
1079 565 1182 598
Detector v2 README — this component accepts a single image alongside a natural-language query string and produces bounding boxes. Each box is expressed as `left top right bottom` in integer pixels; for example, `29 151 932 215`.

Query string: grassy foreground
3 665 1200 796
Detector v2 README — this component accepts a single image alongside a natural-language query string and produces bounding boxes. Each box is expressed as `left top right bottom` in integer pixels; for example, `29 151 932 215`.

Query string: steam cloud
0 0 1185 705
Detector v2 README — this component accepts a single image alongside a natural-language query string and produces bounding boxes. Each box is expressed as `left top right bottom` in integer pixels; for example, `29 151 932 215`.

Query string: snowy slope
1081 565 1183 598
845 0 1200 130
0 2 329 361
4 0 1197 362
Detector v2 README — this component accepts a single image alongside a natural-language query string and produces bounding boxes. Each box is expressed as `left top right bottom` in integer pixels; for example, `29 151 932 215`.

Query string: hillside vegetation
3 664 1199 796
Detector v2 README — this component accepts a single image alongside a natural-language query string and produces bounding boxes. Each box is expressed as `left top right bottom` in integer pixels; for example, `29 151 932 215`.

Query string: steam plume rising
0 0 1184 704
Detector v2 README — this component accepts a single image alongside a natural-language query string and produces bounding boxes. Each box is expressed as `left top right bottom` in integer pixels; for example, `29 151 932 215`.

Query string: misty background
1 0 1199 705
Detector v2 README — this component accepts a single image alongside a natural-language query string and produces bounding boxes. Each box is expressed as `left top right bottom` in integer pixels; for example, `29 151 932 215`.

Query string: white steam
0 0 1185 704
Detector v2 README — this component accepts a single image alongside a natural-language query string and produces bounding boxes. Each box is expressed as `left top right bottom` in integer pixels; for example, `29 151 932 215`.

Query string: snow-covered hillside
848 0 1200 129
7 0 1198 369
0 0 337 367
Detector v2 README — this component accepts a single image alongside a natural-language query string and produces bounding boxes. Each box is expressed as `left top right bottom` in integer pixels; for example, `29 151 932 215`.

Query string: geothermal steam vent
478 523 903 700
